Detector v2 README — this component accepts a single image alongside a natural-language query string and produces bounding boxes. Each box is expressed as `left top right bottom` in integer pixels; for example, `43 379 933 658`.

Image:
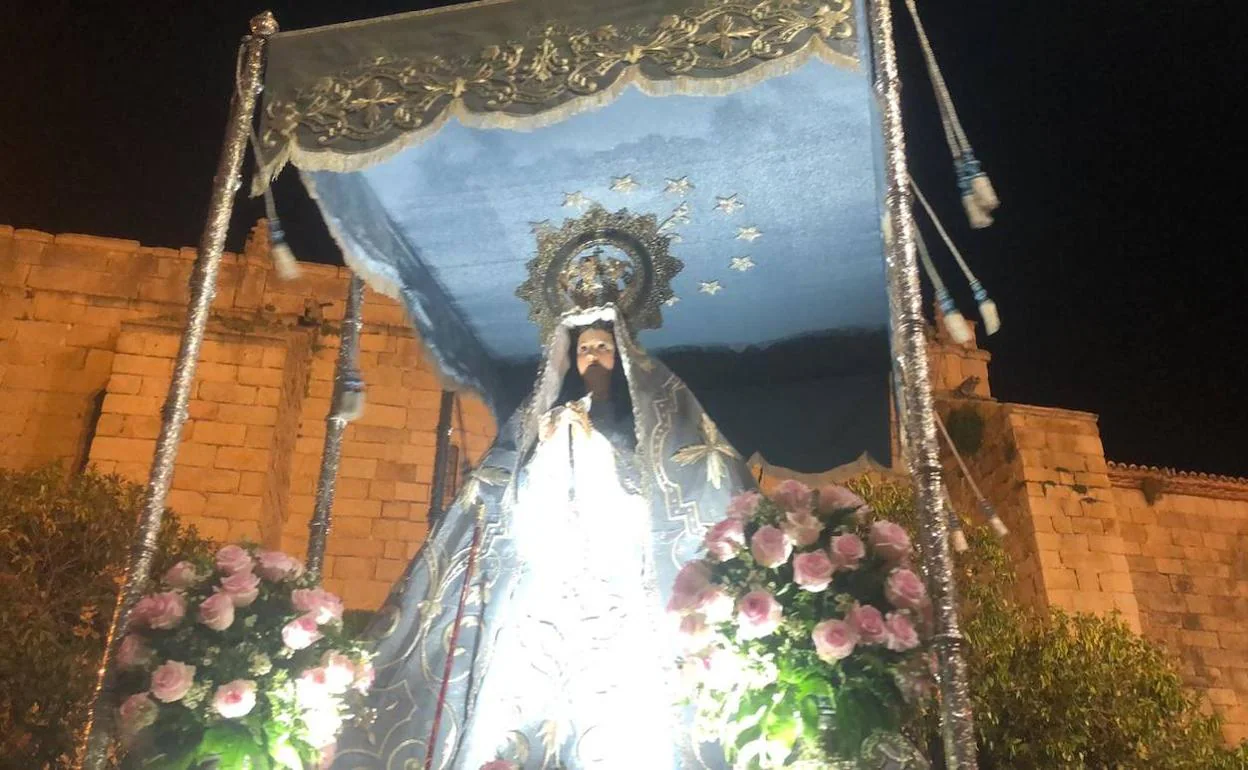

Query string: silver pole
867 1 978 767
307 272 365 577
78 13 277 769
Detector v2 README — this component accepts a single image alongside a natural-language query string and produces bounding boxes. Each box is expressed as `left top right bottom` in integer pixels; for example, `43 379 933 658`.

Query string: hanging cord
915 220 972 345
903 0 1000 228
934 412 1009 539
912 179 1001 336
423 504 485 770
892 374 967 553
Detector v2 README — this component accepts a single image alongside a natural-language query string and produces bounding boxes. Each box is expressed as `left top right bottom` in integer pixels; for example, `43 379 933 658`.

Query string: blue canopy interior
258 0 894 472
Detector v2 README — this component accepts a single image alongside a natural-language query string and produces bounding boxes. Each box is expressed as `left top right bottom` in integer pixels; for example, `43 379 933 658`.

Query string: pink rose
829 533 866 571
291 588 344 625
772 479 813 512
817 485 867 515
736 590 783 640
131 591 186 631
353 659 375 695
282 612 324 650
695 586 736 624
212 679 257 719
678 613 712 650
118 692 157 734
197 591 235 631
321 652 356 694
480 762 520 770
812 619 858 663
149 660 196 703
257 550 304 582
117 634 152 669
162 561 200 589
885 612 920 652
220 570 261 607
303 707 343 748
750 525 793 568
704 518 746 562
885 568 927 610
726 491 762 520
296 667 333 709
848 604 888 645
793 551 835 592
215 544 254 576
783 509 823 547
869 520 912 562
668 561 712 613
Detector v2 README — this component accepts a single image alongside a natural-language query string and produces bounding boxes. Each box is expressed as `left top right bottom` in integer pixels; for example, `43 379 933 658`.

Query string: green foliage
0 465 215 770
853 478 1248 769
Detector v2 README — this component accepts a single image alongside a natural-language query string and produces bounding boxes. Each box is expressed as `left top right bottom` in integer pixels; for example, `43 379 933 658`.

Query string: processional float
83 1 1005 767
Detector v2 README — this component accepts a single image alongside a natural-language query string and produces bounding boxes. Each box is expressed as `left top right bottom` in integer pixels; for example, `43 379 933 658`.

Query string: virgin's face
575 328 616 377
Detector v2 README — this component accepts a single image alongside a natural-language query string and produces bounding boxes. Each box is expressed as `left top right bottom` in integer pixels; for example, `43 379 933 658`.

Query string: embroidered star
735 225 763 242
562 191 592 209
660 202 691 229
714 194 744 215
699 280 722 296
664 295 681 307
610 174 639 193
729 256 755 272
664 176 694 196
672 413 742 489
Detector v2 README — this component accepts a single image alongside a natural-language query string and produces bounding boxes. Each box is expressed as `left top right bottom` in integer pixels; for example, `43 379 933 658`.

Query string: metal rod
428 390 456 524
866 1 978 767
307 272 366 578
77 13 277 769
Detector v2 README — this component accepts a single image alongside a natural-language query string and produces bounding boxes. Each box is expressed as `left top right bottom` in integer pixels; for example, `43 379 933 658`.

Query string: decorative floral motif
259 0 854 157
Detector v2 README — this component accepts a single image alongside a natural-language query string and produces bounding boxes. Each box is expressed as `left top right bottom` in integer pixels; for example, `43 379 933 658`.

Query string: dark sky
2 1 1246 476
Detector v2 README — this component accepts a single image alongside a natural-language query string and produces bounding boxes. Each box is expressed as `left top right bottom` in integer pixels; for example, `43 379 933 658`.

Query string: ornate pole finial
250 10 279 37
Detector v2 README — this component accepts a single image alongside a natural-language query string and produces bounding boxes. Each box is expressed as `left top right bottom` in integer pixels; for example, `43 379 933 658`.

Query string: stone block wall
0 223 496 612
931 326 1248 743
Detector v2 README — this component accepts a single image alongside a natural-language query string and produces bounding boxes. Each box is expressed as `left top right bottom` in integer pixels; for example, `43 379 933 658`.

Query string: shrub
0 465 215 770
853 478 1248 769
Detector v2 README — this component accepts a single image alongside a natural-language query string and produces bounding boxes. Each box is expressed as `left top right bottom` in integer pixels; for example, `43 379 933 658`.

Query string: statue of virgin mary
330 212 753 770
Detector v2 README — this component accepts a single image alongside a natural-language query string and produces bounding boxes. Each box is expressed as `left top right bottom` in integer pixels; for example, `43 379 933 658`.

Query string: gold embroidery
260 0 853 155
672 412 741 490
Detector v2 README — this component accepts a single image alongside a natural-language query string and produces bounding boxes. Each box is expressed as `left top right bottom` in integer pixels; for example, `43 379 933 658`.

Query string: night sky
2 1 1245 476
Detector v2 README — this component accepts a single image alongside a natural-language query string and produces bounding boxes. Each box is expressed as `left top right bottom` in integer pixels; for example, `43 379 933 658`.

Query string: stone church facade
2 222 1245 743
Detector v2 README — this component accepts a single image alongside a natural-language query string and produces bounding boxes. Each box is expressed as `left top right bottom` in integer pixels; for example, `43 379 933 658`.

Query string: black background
2 1 1246 475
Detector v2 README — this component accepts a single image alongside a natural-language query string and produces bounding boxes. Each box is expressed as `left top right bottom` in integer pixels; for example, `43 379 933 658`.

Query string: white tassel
988 515 1009 538
978 298 1001 336
962 194 993 229
271 240 301 281
950 529 969 553
971 173 1000 212
943 308 973 345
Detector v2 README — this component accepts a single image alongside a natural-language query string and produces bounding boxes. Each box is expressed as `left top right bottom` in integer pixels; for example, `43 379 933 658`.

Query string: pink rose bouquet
670 480 932 766
116 542 373 769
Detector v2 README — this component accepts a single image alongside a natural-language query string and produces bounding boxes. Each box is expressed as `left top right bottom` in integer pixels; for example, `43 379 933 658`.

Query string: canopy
255 0 893 472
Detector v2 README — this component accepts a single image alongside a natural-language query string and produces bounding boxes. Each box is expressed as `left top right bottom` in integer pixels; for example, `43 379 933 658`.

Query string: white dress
459 398 681 769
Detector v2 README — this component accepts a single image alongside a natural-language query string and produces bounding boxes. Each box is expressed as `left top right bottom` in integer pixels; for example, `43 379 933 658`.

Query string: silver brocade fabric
330 307 755 770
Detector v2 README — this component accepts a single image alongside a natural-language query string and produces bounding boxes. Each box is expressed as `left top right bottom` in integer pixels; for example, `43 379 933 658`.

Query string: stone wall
931 323 1248 744
0 223 496 610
